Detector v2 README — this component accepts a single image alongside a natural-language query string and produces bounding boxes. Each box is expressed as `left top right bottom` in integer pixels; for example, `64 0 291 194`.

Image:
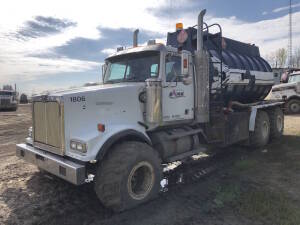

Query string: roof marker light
176 23 183 31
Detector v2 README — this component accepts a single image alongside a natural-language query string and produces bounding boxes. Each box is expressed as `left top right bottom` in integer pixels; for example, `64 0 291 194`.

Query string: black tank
167 27 273 103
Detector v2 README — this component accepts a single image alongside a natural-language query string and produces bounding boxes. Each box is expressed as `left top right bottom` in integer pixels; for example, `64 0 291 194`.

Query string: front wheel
94 141 162 212
286 99 300 114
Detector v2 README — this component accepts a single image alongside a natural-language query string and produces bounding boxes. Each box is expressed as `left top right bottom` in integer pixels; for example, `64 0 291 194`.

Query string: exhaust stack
194 9 210 123
197 9 206 51
133 29 139 47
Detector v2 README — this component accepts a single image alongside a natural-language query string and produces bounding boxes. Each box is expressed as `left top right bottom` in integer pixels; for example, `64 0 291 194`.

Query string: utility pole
288 0 293 67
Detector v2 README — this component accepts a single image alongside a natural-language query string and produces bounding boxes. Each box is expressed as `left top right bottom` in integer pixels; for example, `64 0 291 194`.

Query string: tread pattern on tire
249 110 270 148
286 99 300 114
268 107 284 139
94 141 162 212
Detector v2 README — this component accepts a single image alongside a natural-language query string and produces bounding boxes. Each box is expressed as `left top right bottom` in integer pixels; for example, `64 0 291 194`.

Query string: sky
0 0 300 95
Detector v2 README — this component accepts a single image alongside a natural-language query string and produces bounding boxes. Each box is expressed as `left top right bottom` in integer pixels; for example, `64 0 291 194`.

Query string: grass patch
213 184 241 208
234 159 258 172
281 159 300 172
238 189 300 225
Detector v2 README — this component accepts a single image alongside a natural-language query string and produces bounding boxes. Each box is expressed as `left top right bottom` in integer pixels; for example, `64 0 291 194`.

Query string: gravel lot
0 105 300 225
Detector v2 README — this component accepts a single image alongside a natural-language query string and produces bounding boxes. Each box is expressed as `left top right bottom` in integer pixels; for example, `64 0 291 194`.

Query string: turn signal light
98 123 105 132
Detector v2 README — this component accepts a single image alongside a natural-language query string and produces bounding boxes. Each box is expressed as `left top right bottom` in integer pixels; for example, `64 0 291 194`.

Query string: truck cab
0 90 18 111
104 44 195 124
271 71 300 114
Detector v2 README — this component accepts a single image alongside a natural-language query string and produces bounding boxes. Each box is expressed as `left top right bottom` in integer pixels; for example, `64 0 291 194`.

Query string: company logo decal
169 89 185 99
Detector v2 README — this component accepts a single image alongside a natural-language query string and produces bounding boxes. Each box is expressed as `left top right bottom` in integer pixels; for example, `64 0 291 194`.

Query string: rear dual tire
249 107 284 148
268 107 284 139
250 110 270 148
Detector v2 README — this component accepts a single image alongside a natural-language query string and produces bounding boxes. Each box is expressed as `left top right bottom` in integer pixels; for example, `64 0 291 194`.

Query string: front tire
94 141 162 212
249 110 270 148
286 99 300 114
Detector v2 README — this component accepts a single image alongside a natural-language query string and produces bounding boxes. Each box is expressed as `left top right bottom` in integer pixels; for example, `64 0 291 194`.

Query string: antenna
288 0 293 67
169 0 172 30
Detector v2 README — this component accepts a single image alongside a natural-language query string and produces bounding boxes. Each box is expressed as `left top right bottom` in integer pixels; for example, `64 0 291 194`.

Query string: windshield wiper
104 79 124 84
125 74 151 82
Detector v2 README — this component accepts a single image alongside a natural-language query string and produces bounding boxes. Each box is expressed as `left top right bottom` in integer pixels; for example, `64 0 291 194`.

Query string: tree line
266 47 300 68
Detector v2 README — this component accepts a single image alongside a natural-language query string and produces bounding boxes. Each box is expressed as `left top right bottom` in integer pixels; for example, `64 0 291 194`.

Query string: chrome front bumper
0 103 17 109
16 143 86 185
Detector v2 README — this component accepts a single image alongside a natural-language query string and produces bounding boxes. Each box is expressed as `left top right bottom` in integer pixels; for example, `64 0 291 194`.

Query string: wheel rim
276 115 283 132
290 102 300 113
127 161 155 200
262 121 269 140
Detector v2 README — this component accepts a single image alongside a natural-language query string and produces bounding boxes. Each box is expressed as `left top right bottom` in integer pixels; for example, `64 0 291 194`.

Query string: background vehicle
16 10 284 212
0 84 18 111
271 71 300 114
19 93 29 104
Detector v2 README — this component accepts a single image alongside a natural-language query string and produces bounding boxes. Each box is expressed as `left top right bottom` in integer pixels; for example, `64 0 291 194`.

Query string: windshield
289 74 300 83
104 51 160 84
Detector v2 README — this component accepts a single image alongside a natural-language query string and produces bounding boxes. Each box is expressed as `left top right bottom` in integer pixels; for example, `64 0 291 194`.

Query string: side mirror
182 53 192 85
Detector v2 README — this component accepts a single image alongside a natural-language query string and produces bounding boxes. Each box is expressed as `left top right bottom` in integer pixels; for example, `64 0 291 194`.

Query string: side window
150 64 159 77
165 56 182 82
109 63 126 80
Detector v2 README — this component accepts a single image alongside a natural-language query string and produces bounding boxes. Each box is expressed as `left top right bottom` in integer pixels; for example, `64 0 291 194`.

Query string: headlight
28 127 33 138
70 140 87 153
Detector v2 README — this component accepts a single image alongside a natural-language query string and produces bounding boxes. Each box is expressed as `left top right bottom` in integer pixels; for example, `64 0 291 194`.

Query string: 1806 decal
70 96 86 102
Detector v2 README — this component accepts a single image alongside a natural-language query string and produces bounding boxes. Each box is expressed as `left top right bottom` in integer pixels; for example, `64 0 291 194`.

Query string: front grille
0 99 10 106
33 101 65 155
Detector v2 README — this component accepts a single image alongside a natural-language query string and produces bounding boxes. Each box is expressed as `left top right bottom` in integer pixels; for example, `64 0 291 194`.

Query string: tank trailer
16 10 284 211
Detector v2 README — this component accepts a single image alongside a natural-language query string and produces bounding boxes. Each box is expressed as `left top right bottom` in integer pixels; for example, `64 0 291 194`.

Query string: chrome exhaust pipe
194 9 209 123
133 29 139 47
197 9 206 51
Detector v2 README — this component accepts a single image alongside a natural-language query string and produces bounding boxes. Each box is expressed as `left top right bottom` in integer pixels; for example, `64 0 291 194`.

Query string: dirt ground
0 105 300 225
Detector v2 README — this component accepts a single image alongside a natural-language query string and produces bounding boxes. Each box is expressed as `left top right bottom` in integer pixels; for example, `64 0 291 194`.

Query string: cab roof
106 43 178 61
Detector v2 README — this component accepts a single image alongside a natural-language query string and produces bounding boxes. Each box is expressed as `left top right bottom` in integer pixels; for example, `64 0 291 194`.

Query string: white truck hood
272 82 299 92
50 83 143 97
32 83 145 101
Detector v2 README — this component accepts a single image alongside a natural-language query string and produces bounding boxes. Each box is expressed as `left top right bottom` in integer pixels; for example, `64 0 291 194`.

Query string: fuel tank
167 27 274 103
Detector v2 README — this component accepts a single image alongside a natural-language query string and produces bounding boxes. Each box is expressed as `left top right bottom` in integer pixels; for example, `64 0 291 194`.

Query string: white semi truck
0 87 18 111
271 71 300 114
16 10 284 211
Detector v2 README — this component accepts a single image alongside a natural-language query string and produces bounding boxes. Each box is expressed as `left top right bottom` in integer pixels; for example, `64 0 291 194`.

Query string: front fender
95 129 152 161
65 124 150 162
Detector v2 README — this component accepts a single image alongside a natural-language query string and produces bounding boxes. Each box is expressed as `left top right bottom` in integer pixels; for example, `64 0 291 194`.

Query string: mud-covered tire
268 107 284 139
249 110 270 148
94 141 162 212
286 99 300 114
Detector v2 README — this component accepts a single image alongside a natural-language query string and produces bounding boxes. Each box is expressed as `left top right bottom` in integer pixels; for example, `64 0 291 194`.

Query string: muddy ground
0 105 300 225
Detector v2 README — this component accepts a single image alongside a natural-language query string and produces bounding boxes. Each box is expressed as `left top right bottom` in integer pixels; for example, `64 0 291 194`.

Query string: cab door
162 53 194 122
